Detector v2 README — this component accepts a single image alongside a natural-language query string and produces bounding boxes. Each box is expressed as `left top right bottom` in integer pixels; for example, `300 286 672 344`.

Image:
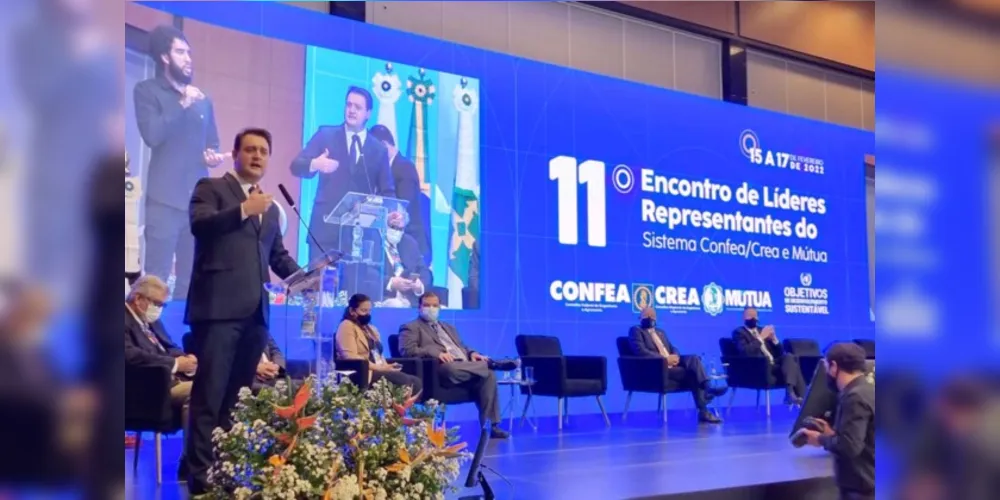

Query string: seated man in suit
124 275 198 476
732 307 807 405
251 335 288 393
400 292 509 439
380 210 430 308
629 307 726 424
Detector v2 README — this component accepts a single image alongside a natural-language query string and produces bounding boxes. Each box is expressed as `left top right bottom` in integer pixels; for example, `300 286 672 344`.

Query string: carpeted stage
126 408 837 500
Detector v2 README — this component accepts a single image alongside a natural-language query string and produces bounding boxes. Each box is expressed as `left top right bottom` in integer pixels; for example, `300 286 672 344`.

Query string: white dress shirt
229 171 261 222
346 129 367 164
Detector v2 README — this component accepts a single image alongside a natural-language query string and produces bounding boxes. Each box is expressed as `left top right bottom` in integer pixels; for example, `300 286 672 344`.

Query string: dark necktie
350 135 361 165
143 324 165 353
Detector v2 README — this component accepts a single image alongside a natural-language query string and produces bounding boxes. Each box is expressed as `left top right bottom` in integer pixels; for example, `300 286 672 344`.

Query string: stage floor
126 408 833 500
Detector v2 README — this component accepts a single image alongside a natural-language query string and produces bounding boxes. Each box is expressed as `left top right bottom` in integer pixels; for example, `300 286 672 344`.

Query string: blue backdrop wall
141 1 875 422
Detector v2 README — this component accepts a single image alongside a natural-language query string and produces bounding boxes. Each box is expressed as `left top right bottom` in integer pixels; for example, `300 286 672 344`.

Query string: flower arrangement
207 376 470 499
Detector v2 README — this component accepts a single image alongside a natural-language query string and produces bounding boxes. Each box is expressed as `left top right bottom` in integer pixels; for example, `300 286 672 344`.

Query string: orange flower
393 391 422 417
426 422 467 456
274 380 312 419
268 455 286 468
385 447 412 473
296 414 318 430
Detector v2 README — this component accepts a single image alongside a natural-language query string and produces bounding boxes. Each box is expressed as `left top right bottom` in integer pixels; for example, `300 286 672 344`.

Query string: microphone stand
458 464 510 500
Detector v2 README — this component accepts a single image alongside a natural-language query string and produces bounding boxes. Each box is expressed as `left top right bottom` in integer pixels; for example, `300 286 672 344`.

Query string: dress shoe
705 386 729 400
490 425 510 439
784 393 804 407
698 411 722 424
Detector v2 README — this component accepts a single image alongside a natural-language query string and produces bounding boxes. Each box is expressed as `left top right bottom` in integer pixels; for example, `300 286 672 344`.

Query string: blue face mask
420 306 440 322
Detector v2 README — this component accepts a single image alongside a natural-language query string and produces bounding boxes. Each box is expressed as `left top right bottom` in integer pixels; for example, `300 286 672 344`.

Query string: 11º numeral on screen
549 156 607 248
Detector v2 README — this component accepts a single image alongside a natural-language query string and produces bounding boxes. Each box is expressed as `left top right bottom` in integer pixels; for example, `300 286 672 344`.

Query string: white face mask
420 306 440 322
386 228 403 245
144 304 163 323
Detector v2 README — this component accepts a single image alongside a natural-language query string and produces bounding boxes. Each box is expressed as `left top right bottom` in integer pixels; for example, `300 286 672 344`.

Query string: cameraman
801 343 875 500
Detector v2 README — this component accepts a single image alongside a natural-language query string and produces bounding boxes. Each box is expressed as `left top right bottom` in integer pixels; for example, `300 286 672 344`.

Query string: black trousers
185 307 269 494
372 369 423 396
666 356 711 411
144 201 194 299
774 354 807 398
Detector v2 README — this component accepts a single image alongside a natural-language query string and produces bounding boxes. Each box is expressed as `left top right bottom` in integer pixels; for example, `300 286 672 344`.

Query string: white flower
238 387 253 400
233 487 253 500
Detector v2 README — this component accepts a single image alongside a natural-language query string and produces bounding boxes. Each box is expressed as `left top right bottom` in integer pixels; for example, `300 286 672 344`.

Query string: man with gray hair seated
125 275 197 478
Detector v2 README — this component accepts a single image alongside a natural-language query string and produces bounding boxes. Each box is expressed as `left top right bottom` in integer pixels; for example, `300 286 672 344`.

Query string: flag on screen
372 62 402 142
447 79 480 308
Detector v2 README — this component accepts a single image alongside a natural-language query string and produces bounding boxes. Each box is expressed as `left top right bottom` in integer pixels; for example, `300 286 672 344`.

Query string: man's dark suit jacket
628 326 678 358
185 174 300 325
134 77 220 211
732 326 784 358
390 154 430 261
290 125 395 207
383 233 431 306
125 306 184 372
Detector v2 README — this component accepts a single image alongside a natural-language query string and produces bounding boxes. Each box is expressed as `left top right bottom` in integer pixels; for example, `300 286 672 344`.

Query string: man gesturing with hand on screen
134 25 226 300
184 128 300 494
290 86 395 262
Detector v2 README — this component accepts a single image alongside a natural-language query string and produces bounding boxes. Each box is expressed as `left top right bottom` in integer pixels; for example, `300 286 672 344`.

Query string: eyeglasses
142 295 166 308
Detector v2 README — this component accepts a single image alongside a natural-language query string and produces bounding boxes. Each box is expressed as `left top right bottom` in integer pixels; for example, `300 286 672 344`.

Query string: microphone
359 151 375 195
278 183 339 264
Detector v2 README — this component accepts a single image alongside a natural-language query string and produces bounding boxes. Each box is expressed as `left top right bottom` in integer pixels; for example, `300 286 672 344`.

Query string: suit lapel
424 321 446 348
224 173 261 233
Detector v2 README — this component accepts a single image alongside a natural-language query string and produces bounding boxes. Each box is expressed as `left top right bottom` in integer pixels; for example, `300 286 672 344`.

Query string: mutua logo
702 282 772 316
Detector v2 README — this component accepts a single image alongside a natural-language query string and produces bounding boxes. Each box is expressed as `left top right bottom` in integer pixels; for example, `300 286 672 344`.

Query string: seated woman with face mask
334 293 422 395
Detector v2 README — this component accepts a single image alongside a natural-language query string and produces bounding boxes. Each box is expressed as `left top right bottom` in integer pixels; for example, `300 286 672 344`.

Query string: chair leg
563 399 570 426
727 389 737 415
661 394 668 424
765 390 772 418
155 433 163 485
756 391 761 409
520 395 533 426
622 392 633 421
557 398 564 430
132 432 142 474
596 396 611 427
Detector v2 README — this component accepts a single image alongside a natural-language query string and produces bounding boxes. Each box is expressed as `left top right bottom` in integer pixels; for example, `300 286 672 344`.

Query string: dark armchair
854 339 875 360
125 364 184 485
387 335 476 408
333 341 423 392
719 338 780 416
615 337 693 423
515 335 610 430
782 338 824 382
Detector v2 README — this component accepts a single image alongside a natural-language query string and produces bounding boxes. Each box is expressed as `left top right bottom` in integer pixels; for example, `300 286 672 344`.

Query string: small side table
497 379 537 434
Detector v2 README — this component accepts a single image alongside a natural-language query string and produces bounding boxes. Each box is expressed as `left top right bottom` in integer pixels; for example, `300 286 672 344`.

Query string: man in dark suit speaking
290 87 396 262
184 128 300 494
